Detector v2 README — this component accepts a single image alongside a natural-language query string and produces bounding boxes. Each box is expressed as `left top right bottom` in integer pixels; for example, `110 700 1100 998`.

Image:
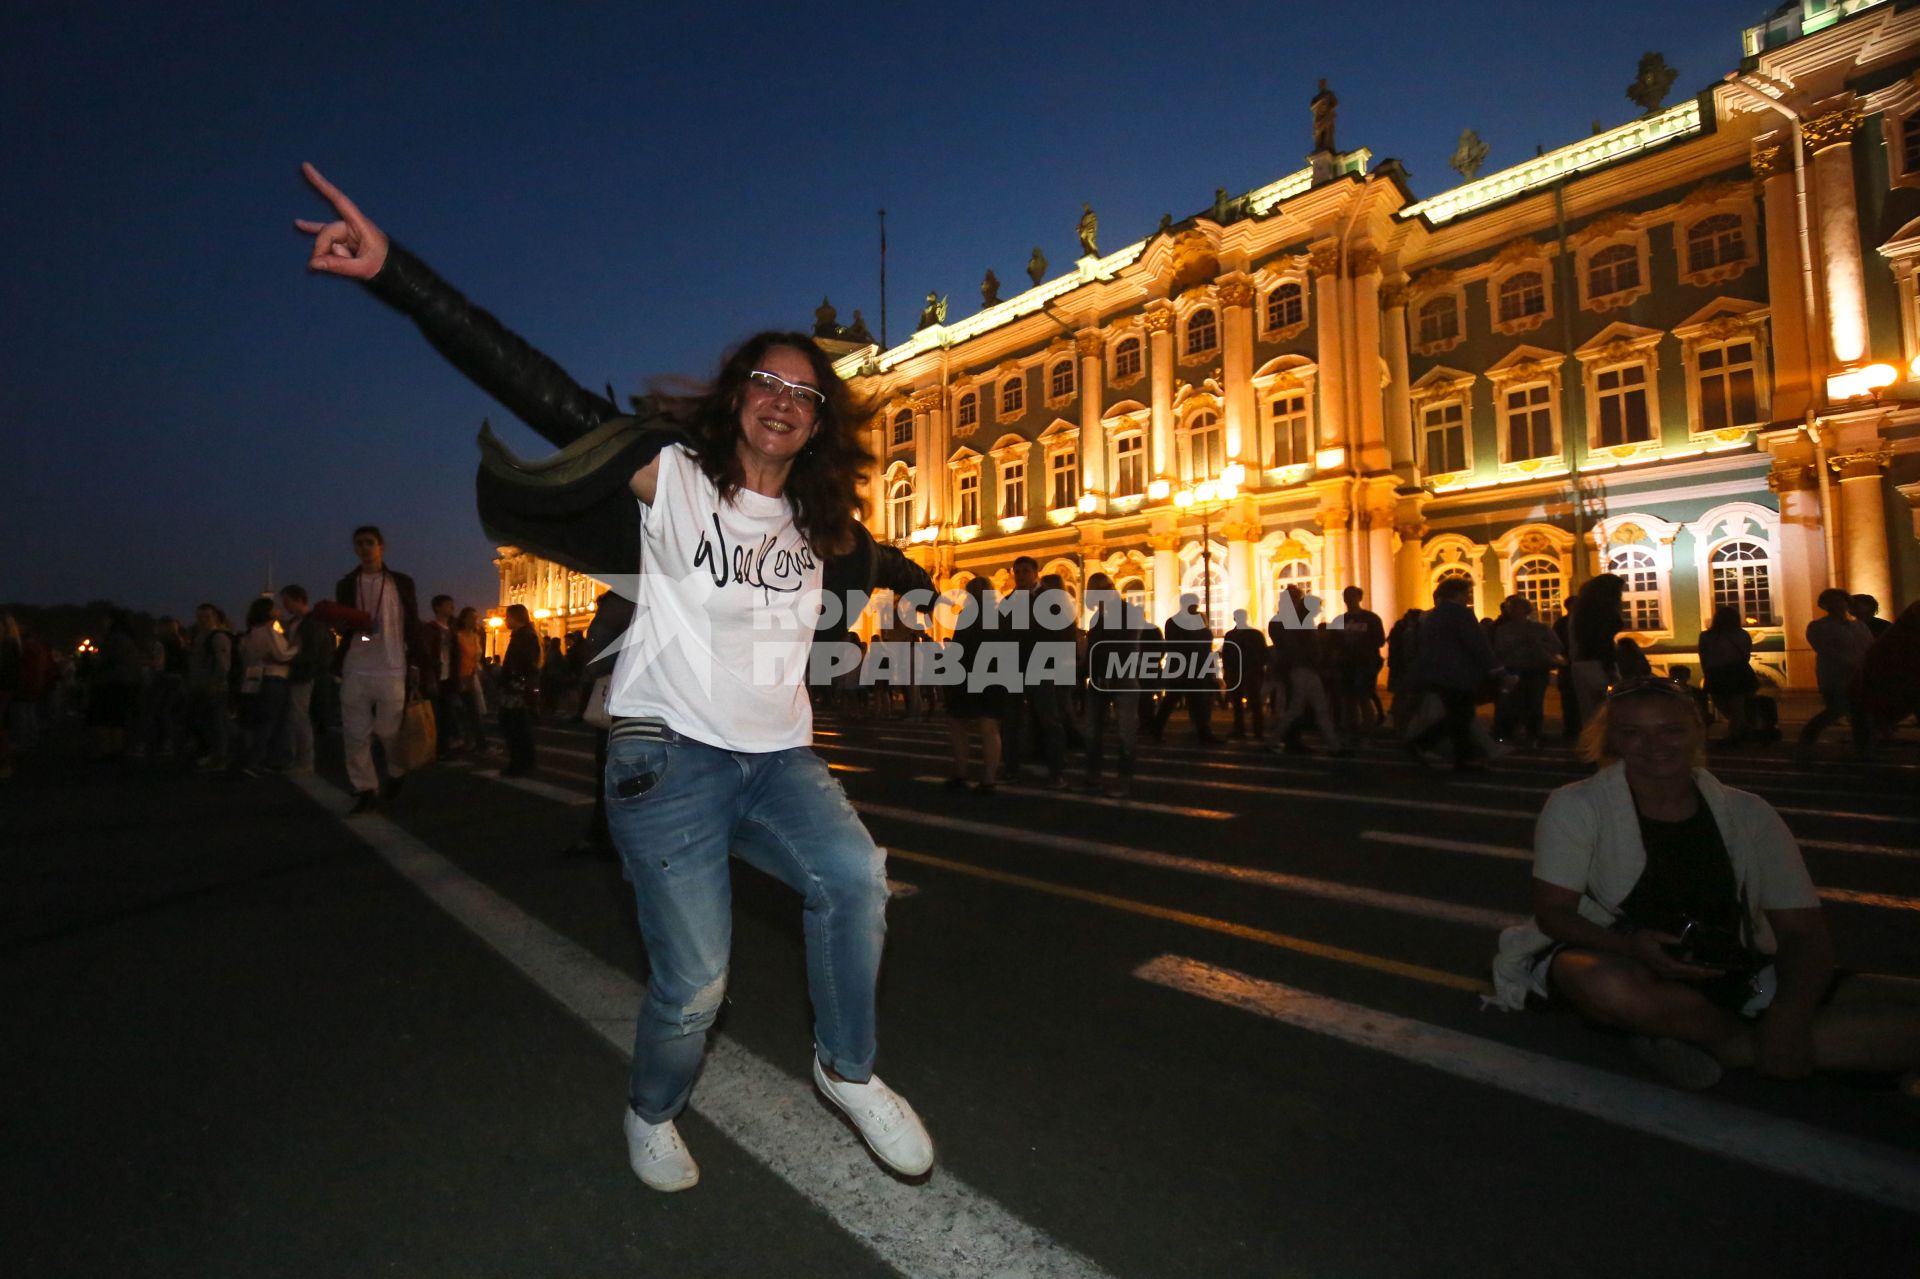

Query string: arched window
1588 244 1640 298
1685 214 1745 273
1113 336 1142 379
1265 282 1304 331
891 408 913 447
1416 295 1459 346
1001 376 1024 416
1184 410 1224 481
1607 546 1664 630
1185 308 1218 356
955 392 977 428
1050 359 1075 399
1275 557 1314 609
1117 577 1147 615
1184 559 1230 636
1497 271 1545 323
888 478 913 540
1709 539 1774 625
1511 555 1564 619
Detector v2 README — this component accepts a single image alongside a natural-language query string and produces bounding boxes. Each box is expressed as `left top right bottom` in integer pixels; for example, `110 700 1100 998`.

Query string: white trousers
341 669 407 794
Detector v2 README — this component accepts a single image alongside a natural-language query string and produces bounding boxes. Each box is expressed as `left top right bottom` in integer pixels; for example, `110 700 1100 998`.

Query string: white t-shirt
343 570 406 677
605 444 823 751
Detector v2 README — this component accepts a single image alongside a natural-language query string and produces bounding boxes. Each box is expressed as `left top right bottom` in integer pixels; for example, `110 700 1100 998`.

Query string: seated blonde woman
1490 678 1920 1091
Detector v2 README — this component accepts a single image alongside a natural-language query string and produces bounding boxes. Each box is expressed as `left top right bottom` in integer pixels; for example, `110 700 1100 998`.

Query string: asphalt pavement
4 698 1917 1278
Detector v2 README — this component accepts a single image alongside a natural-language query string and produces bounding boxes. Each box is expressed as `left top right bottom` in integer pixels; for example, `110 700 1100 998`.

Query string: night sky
3 0 1774 619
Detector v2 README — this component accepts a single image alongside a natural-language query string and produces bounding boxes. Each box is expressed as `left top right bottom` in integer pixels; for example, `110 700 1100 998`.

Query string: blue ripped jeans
604 718 889 1124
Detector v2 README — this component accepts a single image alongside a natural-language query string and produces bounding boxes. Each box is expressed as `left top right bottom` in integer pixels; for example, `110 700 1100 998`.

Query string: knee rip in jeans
682 971 728 1021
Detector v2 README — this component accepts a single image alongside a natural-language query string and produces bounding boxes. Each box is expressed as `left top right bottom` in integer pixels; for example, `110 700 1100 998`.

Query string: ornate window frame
1182 307 1220 363
1173 388 1227 483
1573 212 1651 313
1258 271 1310 344
953 387 980 435
1409 365 1477 485
1686 502 1783 633
1251 355 1318 483
1409 268 1466 355
1258 527 1327 626
1107 411 1147 504
1422 533 1489 614
883 461 915 543
1109 323 1146 388
1485 346 1567 473
1491 524 1576 619
1043 340 1077 409
888 403 914 452
995 360 1028 422
1875 215 1920 378
1588 513 1678 641
1487 239 1554 337
1037 418 1080 522
1881 80 1920 193
1575 324 1665 462
1672 300 1771 444
1674 181 1758 287
948 446 983 538
986 434 1030 531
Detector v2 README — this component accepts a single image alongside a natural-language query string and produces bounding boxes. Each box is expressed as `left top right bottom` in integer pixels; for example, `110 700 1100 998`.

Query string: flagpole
878 208 888 350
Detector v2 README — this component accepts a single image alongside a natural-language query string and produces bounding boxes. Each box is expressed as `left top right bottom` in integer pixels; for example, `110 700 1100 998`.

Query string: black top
1620 788 1742 938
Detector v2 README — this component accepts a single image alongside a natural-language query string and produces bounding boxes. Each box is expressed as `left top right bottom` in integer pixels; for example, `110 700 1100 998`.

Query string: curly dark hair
671 331 873 558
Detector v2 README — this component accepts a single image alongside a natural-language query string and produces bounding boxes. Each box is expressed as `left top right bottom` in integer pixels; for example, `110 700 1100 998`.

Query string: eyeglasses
1604 676 1694 703
746 369 826 411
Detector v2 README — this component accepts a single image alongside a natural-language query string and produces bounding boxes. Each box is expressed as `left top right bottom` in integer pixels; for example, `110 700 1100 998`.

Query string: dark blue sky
2 0 1773 618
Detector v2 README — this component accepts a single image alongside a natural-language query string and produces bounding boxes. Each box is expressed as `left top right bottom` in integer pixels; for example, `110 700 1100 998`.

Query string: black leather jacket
361 244 934 643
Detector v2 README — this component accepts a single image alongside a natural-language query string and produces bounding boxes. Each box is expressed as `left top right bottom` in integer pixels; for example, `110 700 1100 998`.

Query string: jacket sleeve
364 242 618 449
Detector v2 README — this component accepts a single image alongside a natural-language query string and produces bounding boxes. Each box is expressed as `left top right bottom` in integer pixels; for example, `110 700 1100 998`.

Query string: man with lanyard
334 525 422 812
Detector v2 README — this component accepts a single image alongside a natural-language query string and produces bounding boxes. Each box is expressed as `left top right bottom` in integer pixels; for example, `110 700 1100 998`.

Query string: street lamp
1172 462 1246 629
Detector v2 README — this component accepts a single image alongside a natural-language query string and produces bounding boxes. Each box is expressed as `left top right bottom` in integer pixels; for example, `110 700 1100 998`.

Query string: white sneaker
812 1057 934 1176
623 1109 699 1192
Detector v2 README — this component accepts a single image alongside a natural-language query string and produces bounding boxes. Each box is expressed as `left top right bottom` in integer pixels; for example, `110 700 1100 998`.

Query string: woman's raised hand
294 163 389 280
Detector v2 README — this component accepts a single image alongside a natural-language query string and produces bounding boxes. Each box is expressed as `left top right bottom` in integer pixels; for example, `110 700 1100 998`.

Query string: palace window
1113 433 1144 496
1050 359 1075 399
1421 399 1467 475
1608 546 1664 630
1000 461 1026 519
1685 214 1747 274
1903 113 1920 174
888 478 913 540
891 409 912 447
1275 557 1314 607
1710 539 1774 625
1001 376 1024 417
1416 295 1459 347
1696 338 1758 432
1512 554 1564 619
1113 336 1142 380
1497 271 1546 324
955 470 979 527
1186 308 1218 356
1050 448 1079 510
1587 244 1640 300
1118 577 1148 615
1502 382 1556 462
1594 362 1653 446
1434 566 1475 613
1269 391 1312 468
956 392 977 429
1265 282 1304 331
1184 410 1225 481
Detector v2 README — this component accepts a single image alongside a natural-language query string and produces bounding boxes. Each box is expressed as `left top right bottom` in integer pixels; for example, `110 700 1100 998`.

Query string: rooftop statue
1078 203 1098 257
1449 129 1489 181
1026 246 1047 286
981 269 1001 308
915 291 947 331
813 296 839 338
845 310 873 344
1311 79 1337 154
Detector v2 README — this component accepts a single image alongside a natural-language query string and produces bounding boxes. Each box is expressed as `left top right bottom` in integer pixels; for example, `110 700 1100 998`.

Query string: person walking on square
1081 572 1146 794
238 596 300 776
186 604 235 770
1332 586 1386 734
496 603 541 776
1492 594 1560 749
279 586 329 773
1223 609 1268 740
1697 605 1756 747
1405 577 1507 771
1568 573 1625 726
333 525 423 812
295 164 936 1193
1150 593 1219 744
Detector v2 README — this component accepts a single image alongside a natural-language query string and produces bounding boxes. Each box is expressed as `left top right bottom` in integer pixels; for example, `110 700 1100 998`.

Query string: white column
1077 330 1107 504
1835 451 1893 606
1218 275 1255 464
1348 248 1388 473
1150 533 1181 626
1768 462 1828 688
1379 278 1414 483
1145 304 1175 481
1310 246 1345 451
1804 104 1870 373
1752 140 1815 420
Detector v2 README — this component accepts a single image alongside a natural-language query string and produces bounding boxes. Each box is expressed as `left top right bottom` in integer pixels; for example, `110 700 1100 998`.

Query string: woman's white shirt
605 444 824 751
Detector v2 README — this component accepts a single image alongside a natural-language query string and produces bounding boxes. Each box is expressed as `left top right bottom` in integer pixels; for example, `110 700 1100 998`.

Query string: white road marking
286 773 1114 1279
906 775 1234 819
1801 838 1920 859
1135 953 1920 1214
462 767 595 807
855 802 1516 930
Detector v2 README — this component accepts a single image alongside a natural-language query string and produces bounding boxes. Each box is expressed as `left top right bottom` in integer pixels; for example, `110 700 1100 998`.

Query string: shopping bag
397 697 438 771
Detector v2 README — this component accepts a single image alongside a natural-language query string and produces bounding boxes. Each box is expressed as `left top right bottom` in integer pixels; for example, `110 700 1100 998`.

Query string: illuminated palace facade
498 1 1920 686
